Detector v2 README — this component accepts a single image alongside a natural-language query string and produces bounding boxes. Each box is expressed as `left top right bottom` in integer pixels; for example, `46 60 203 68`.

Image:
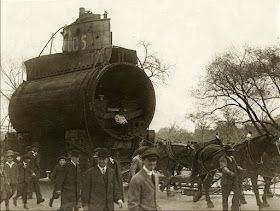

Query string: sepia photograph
1 0 280 210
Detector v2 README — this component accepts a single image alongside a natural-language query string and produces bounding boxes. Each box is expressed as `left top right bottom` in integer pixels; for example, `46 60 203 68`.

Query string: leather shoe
37 199 45 204
24 204 29 209
13 198 17 206
49 198 54 207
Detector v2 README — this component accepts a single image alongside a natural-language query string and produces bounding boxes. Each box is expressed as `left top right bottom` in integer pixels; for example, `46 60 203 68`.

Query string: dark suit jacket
56 161 82 208
17 162 33 193
4 162 18 185
27 151 41 177
50 164 63 183
128 169 161 211
81 166 121 211
108 158 124 201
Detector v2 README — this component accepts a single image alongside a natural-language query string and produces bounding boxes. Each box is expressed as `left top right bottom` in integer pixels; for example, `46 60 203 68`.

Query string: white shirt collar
32 151 37 156
109 157 114 164
5 161 15 168
97 165 107 173
71 160 76 166
23 161 27 167
143 165 154 176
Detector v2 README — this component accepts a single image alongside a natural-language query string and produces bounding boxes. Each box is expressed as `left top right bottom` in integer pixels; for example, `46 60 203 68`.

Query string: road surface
1 179 280 210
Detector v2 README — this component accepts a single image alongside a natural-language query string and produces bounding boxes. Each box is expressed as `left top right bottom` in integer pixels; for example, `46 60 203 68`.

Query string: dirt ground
1 179 280 211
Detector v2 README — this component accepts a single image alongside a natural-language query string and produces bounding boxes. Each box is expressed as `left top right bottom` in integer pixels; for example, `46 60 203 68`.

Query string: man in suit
128 148 161 211
81 148 123 211
26 142 44 204
13 154 35 209
129 146 149 182
56 150 82 211
4 151 19 210
219 148 245 211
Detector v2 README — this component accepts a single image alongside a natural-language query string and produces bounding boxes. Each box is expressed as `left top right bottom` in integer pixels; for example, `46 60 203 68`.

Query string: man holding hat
81 148 123 211
219 146 245 211
13 154 35 209
26 142 44 204
56 150 82 211
49 156 67 207
4 151 19 210
128 148 161 211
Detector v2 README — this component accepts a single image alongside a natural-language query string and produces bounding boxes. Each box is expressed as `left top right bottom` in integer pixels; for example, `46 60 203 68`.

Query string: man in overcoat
128 148 161 211
219 147 245 211
81 148 123 211
26 142 44 204
56 150 82 211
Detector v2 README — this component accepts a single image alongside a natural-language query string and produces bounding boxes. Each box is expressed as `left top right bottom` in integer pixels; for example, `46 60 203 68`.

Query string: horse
233 135 280 208
259 151 280 205
187 135 280 209
155 142 195 194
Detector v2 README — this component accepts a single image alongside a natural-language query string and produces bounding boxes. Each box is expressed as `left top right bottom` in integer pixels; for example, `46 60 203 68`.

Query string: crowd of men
0 142 45 210
0 132 256 211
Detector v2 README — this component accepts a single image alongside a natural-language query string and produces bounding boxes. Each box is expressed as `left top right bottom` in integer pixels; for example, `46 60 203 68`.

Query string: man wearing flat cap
219 147 245 211
128 148 161 211
56 150 82 211
26 142 44 203
81 148 123 211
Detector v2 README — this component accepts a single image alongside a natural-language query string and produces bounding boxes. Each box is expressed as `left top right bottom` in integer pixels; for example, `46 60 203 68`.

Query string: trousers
222 179 241 211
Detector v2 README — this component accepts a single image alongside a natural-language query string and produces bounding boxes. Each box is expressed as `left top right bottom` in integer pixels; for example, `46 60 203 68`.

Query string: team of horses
154 135 280 210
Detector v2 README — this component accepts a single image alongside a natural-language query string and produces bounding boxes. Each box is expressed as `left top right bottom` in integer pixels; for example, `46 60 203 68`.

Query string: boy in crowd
49 156 67 207
4 151 19 210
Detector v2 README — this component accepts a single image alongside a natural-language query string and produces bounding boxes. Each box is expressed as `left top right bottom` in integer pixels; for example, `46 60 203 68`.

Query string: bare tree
156 121 192 143
137 42 170 84
1 58 26 131
187 112 217 142
194 45 280 136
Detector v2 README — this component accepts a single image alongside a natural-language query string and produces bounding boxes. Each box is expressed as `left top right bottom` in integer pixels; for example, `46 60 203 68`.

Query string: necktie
151 174 155 185
102 168 105 175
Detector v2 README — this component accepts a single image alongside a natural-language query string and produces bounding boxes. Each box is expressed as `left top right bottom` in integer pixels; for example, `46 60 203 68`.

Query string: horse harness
198 145 225 177
243 138 276 178
164 142 190 167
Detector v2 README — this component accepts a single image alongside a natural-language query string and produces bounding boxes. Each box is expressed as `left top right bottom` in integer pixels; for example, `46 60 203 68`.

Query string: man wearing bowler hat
219 146 245 211
56 150 82 211
26 142 44 204
128 148 161 211
81 148 123 211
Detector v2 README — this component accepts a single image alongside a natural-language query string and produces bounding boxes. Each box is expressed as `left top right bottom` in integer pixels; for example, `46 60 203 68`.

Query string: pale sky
1 0 280 132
